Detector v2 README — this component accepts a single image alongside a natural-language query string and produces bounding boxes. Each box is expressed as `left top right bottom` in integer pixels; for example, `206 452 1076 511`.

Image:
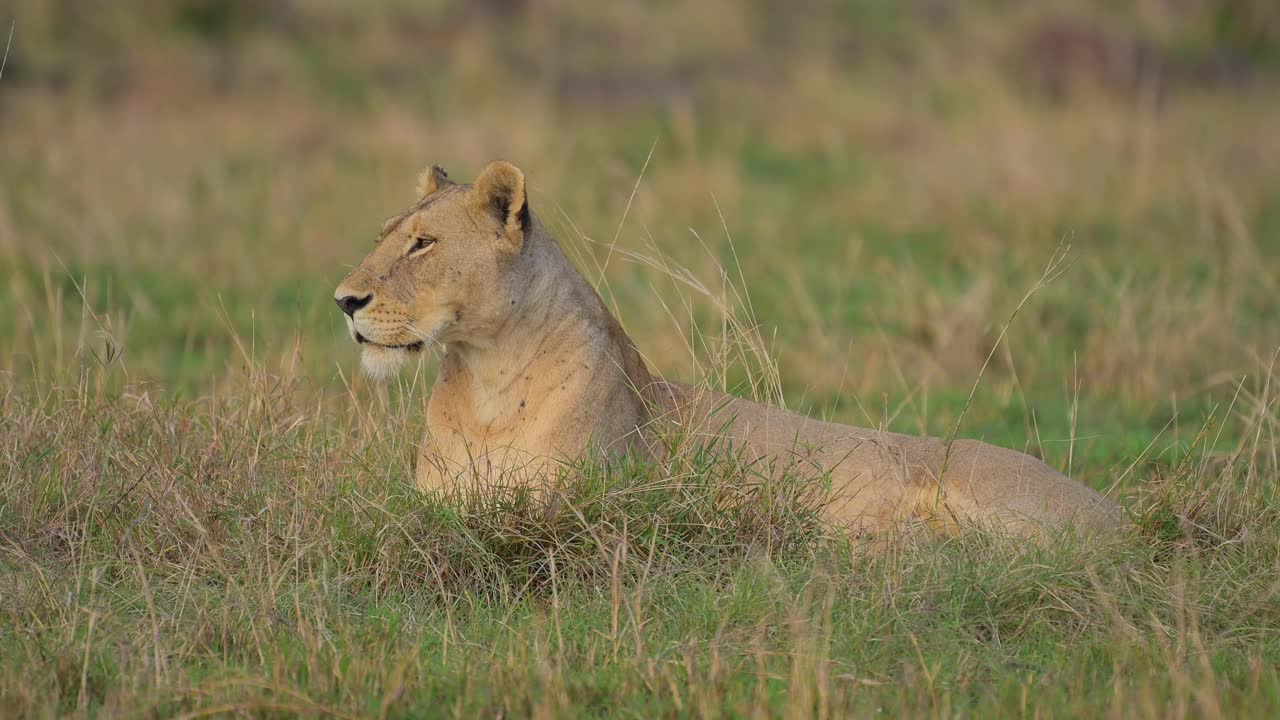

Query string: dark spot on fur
520 399 526 408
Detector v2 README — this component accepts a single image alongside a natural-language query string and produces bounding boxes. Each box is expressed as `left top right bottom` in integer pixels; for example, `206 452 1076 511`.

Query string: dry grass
3 360 1279 716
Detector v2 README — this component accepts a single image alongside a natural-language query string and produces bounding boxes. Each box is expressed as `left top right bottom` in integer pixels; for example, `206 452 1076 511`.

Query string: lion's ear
415 164 453 198
471 160 529 251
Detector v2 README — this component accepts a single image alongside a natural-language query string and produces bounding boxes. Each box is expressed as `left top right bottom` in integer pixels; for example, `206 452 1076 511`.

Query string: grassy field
3 1 1280 716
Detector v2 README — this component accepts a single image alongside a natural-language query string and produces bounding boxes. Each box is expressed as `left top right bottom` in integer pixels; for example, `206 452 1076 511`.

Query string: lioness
334 160 1127 537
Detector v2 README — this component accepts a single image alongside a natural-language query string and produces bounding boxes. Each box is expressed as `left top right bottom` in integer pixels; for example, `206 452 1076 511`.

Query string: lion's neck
435 226 652 430
443 289 585 416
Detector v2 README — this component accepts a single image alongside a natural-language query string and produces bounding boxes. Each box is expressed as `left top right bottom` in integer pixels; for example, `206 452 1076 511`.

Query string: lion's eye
409 235 437 254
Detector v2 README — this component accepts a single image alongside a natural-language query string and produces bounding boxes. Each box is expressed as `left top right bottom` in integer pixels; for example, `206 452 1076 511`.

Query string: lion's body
651 382 1126 535
336 161 1127 538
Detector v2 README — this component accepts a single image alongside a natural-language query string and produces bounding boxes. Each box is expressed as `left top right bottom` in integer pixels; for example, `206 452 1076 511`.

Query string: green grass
1 313 1275 720
3 378 1278 717
3 1 1280 716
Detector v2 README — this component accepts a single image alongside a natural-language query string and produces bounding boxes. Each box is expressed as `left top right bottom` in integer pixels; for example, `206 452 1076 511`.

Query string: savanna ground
2 1 1280 717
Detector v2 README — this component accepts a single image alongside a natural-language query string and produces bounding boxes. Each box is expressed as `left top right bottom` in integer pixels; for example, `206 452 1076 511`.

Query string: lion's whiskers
406 322 446 360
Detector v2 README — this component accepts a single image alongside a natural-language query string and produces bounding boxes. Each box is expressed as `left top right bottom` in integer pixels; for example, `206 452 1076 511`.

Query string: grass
2 1 1280 716
3 371 1279 717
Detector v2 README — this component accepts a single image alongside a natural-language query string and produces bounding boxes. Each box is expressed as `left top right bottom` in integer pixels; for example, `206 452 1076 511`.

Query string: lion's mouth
355 332 425 352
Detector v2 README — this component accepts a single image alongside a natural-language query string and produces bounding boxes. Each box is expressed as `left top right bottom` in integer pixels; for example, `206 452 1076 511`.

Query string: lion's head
334 160 532 379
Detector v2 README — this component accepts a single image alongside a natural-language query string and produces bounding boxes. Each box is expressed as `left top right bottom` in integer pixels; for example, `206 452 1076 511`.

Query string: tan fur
335 161 1128 538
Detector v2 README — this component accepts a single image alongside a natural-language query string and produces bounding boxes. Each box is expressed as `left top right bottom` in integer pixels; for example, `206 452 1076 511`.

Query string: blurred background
1 0 1278 476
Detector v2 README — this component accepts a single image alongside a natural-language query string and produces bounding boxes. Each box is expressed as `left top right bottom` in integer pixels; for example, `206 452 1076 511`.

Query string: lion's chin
360 345 410 381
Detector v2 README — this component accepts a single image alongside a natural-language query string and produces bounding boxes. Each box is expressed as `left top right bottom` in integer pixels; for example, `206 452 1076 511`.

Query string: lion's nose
335 293 372 317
